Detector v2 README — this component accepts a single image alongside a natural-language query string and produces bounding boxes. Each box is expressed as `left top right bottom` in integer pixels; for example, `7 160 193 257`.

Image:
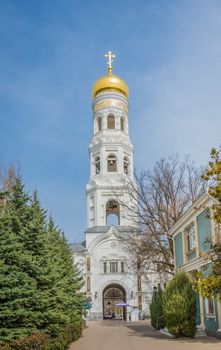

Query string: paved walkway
69 321 221 350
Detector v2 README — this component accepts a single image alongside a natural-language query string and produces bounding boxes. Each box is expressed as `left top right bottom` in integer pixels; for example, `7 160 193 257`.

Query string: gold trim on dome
94 99 128 112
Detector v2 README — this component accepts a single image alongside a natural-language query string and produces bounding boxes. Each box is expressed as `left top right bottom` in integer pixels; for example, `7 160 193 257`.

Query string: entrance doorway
103 284 126 320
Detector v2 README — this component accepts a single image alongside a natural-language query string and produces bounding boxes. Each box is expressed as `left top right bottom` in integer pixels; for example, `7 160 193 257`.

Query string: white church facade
72 52 167 321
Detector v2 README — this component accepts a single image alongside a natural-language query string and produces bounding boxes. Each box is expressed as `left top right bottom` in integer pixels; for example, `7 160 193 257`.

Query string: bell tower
86 51 136 233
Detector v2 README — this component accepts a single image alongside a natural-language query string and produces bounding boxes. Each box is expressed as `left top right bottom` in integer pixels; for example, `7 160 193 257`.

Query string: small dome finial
104 50 116 75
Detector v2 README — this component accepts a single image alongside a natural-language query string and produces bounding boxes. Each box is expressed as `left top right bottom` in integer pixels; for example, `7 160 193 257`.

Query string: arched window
123 156 129 174
107 114 115 129
106 200 120 225
95 156 100 174
120 117 125 131
107 154 117 172
97 116 102 131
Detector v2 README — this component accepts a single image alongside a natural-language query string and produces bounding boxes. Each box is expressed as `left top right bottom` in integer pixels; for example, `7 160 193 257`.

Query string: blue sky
1 0 221 242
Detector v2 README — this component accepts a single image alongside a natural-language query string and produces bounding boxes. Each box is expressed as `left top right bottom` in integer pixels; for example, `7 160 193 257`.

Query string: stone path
69 321 221 350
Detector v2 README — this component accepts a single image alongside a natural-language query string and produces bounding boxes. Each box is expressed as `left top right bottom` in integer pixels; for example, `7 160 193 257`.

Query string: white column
217 301 221 333
199 295 206 330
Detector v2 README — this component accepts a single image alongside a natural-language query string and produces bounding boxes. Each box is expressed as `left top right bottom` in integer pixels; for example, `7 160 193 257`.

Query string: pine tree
23 191 56 333
0 178 85 341
45 218 85 333
150 286 165 330
0 178 37 339
163 272 197 337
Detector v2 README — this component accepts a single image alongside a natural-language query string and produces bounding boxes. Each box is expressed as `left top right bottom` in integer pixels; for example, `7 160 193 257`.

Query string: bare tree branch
117 155 205 275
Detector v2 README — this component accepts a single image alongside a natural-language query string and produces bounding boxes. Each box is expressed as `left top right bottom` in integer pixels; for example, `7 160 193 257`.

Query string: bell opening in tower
106 200 120 226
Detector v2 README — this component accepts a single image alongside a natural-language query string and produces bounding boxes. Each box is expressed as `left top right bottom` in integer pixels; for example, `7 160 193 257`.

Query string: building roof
70 241 86 252
85 225 139 234
167 191 215 237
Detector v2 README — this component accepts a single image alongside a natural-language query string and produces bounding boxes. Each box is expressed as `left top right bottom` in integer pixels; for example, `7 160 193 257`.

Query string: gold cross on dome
104 50 116 73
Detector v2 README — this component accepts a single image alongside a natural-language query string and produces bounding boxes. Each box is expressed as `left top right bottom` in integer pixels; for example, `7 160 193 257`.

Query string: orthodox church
72 52 166 321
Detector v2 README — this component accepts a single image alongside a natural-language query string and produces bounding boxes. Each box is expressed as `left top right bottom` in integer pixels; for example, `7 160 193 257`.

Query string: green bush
0 322 83 350
0 341 11 350
150 286 165 330
163 272 197 338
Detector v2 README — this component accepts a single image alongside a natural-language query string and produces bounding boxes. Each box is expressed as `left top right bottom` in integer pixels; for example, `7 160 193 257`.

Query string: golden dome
92 71 129 98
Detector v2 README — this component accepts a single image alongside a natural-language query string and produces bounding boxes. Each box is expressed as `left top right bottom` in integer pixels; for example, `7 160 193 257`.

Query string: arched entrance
103 284 126 320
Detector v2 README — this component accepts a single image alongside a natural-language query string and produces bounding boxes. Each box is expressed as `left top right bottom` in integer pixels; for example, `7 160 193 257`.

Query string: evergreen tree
45 218 85 333
0 178 37 339
150 286 165 330
163 272 197 337
0 177 85 341
24 191 57 333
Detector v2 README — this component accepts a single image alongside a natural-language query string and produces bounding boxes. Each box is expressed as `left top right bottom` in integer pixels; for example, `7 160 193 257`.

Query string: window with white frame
205 298 215 315
187 224 196 250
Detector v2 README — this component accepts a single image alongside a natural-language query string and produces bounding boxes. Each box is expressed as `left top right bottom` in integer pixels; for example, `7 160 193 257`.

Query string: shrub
0 321 83 350
0 341 11 350
163 272 197 338
150 286 165 330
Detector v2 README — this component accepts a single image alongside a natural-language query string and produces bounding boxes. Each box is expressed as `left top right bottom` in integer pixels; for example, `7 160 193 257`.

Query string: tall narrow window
137 275 142 291
120 117 125 131
103 262 107 273
107 114 115 129
138 295 142 310
208 299 215 314
206 298 215 315
110 261 118 273
106 200 120 225
95 156 100 174
187 224 196 250
121 262 124 273
107 154 117 172
87 277 91 292
97 117 102 131
123 156 129 174
86 257 91 272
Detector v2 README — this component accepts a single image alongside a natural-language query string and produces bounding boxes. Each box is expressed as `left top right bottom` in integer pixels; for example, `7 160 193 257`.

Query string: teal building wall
174 232 183 268
197 209 212 252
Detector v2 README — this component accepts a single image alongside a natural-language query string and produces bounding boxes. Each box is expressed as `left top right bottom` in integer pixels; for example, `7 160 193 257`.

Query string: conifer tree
163 272 197 337
45 217 85 332
150 286 165 330
0 178 37 339
0 177 85 341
